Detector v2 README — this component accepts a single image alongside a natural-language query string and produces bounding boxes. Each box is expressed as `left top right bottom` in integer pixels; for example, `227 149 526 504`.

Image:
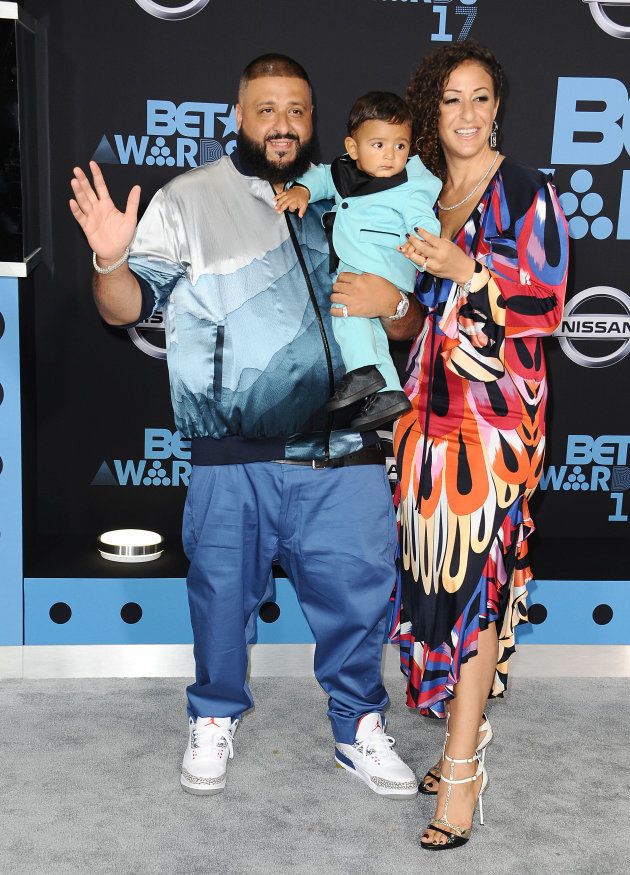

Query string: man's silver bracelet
92 247 130 275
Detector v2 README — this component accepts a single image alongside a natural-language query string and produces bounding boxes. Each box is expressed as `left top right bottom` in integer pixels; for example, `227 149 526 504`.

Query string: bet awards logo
93 99 237 169
583 1 630 38
134 0 211 20
540 434 630 524
551 77 630 240
555 287 630 368
557 169 614 240
92 428 191 488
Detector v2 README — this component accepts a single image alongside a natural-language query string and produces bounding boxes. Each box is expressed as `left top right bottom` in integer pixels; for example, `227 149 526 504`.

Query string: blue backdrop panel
0 277 23 645
24 578 192 645
24 577 315 646
25 576 630 647
517 579 630 646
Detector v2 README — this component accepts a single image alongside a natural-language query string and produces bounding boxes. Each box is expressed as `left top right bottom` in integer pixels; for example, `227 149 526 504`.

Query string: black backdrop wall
20 0 630 578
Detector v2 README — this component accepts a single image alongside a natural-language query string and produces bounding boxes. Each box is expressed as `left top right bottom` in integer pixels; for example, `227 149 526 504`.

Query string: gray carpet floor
1 676 629 874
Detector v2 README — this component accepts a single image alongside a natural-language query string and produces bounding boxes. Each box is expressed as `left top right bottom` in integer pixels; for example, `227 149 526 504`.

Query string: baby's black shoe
326 366 386 411
350 390 412 431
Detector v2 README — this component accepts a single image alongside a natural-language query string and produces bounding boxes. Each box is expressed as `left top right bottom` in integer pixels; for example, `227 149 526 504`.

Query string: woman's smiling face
438 60 499 162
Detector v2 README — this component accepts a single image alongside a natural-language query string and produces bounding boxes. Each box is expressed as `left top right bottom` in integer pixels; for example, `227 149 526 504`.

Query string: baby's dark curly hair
406 40 504 181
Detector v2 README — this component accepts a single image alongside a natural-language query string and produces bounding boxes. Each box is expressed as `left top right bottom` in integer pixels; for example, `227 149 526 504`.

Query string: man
69 55 420 798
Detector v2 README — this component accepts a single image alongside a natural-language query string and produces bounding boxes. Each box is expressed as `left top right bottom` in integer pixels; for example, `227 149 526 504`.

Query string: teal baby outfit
296 155 441 391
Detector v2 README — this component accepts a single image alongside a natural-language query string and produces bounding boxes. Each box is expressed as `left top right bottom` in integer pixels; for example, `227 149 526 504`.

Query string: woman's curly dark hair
406 40 504 181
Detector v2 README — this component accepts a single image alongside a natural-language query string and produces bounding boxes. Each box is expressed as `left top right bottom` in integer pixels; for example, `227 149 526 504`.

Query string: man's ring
341 305 349 318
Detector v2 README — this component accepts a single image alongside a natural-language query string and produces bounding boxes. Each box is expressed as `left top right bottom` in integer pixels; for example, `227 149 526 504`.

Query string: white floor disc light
97 529 164 563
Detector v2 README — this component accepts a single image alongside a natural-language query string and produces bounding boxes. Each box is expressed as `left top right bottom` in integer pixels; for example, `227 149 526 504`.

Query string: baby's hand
274 185 310 218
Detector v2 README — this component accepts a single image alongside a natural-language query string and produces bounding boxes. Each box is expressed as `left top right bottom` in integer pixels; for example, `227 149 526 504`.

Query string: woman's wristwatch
387 289 410 321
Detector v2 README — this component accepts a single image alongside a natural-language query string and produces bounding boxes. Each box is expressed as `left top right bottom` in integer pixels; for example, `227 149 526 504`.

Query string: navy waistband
190 433 379 466
191 436 285 466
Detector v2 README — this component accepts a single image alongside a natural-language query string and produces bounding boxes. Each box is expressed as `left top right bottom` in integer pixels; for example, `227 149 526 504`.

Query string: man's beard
236 127 315 185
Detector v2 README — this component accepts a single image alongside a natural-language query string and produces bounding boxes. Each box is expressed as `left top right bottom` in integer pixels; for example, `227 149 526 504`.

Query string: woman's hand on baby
399 227 475 285
274 185 310 218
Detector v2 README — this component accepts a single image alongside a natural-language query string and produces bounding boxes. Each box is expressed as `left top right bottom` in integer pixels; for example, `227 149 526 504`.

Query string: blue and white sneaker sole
180 769 226 796
334 748 418 799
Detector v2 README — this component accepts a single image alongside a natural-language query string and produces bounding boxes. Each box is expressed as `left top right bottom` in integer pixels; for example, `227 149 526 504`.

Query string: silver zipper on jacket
282 208 334 458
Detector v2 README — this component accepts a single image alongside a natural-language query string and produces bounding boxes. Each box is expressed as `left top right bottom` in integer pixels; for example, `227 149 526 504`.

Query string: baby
275 91 441 431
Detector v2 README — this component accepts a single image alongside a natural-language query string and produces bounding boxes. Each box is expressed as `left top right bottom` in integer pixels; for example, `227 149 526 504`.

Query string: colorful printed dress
390 157 569 716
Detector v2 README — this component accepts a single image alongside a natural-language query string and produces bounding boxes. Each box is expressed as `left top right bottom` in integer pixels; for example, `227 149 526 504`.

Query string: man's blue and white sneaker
334 712 418 798
180 716 238 796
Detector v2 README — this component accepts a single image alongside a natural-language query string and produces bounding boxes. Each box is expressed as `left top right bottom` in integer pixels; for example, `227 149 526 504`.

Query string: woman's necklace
437 151 500 212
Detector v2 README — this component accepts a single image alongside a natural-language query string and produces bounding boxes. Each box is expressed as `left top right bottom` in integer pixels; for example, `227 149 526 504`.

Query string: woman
390 41 569 848
330 39 567 850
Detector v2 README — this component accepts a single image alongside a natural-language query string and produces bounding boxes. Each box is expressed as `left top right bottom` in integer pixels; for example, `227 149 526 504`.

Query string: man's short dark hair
347 92 413 136
239 54 311 99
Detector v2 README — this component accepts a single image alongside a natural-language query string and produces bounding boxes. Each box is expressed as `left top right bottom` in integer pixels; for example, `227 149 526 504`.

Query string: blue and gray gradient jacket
128 152 376 464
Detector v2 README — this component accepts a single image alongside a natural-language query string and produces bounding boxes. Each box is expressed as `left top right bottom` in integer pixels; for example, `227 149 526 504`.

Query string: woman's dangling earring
490 120 498 150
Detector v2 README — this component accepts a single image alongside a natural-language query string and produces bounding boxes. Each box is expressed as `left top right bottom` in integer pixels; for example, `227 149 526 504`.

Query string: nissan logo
555 286 630 368
583 1 630 38
134 0 211 21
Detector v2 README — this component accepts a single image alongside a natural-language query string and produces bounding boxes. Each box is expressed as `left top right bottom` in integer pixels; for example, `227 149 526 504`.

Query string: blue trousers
182 461 397 743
